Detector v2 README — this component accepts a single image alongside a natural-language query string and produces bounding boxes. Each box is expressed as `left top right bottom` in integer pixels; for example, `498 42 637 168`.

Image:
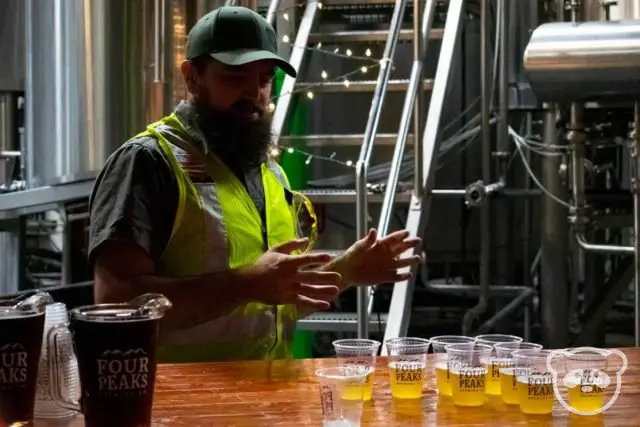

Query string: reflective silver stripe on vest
153 125 295 348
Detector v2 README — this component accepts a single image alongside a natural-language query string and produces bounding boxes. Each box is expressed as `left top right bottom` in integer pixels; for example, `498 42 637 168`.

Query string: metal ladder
265 0 463 336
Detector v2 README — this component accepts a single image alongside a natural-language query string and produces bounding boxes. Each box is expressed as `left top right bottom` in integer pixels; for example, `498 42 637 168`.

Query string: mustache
229 100 267 118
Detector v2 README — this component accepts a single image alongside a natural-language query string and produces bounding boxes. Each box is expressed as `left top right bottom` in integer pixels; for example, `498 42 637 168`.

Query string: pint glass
0 292 52 426
445 343 492 407
47 294 172 427
512 349 562 415
385 338 430 399
475 334 523 396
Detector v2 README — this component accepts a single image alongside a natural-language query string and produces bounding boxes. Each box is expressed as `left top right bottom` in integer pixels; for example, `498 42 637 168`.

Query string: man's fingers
395 255 421 269
390 237 422 255
288 252 335 269
271 238 310 254
382 229 411 244
296 270 342 286
296 295 331 312
298 283 340 300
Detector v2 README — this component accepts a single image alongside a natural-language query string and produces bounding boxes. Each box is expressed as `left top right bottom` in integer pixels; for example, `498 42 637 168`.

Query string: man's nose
243 81 260 101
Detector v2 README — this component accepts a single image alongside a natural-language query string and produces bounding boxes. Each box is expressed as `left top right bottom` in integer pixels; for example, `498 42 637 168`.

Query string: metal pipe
475 288 536 334
540 105 569 348
462 0 491 335
426 283 534 297
370 0 436 317
497 0 509 178
153 0 166 84
522 112 534 341
412 0 425 197
378 0 437 237
570 103 586 211
633 102 640 346
576 233 634 254
355 0 408 339
0 93 18 188
270 2 317 145
265 0 281 25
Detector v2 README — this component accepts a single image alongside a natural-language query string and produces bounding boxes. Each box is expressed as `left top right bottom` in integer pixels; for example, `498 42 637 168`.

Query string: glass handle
47 324 81 412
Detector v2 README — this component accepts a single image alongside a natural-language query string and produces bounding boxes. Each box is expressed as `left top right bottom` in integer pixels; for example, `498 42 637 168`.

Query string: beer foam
435 361 448 371
517 373 553 385
388 361 426 370
563 368 610 389
500 367 531 375
486 357 513 367
449 366 487 376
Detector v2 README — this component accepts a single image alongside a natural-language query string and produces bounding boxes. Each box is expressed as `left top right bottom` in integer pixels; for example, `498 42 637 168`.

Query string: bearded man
88 5 421 363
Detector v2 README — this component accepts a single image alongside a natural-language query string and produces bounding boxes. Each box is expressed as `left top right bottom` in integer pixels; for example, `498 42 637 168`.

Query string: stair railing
270 1 318 147
382 0 467 351
354 0 410 339
371 0 439 318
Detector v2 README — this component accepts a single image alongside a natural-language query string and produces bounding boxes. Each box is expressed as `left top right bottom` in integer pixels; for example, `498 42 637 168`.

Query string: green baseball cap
186 6 297 77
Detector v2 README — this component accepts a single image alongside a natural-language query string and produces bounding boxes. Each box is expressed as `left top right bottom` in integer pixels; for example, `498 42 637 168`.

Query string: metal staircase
263 0 467 341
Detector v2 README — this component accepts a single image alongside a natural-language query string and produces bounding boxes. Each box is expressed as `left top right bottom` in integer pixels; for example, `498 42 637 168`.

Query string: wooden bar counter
39 347 640 426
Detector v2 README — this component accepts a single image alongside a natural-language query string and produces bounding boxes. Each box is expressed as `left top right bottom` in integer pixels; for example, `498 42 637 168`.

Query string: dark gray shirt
88 102 267 263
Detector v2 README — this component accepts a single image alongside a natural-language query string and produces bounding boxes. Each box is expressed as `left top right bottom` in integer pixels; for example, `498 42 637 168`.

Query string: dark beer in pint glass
0 292 52 426
48 294 171 427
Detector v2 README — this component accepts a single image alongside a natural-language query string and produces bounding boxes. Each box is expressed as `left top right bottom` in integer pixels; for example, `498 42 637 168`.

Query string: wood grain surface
36 347 640 426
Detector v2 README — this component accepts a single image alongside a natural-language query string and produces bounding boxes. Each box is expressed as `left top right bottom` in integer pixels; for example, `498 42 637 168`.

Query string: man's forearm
297 252 352 319
318 253 351 291
95 268 259 332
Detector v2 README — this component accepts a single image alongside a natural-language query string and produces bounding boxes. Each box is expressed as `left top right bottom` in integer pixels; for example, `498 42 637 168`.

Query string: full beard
192 95 273 173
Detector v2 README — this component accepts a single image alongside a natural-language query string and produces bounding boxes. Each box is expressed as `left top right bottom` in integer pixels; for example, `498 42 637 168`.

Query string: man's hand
339 228 422 287
246 238 341 311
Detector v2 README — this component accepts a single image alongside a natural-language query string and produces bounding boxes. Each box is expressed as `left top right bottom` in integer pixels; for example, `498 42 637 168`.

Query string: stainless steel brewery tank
523 20 640 103
24 0 189 187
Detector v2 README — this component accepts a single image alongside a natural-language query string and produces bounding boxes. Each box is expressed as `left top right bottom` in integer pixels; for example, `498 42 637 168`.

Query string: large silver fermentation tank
523 20 640 103
25 0 190 187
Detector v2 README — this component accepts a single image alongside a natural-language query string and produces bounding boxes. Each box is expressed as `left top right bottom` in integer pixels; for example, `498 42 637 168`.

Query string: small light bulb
329 152 337 159
343 79 350 88
268 102 276 112
365 48 372 57
287 147 295 153
346 160 353 167
321 70 328 79
305 156 312 165
333 48 339 54
306 91 314 99
317 2 323 9
316 42 322 49
283 13 289 21
282 35 290 43
346 49 352 56
360 66 367 73
269 147 280 157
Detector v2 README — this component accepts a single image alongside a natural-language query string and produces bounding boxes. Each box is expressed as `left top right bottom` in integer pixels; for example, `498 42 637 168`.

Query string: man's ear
181 60 199 94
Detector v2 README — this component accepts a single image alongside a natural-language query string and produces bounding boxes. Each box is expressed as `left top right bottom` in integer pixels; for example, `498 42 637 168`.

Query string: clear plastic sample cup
475 334 523 396
512 349 562 415
494 342 543 405
385 337 430 399
563 348 612 413
316 366 369 427
430 335 475 396
445 343 492 407
332 339 380 401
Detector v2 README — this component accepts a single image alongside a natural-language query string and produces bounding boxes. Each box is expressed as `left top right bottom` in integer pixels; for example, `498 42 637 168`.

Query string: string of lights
263 1 390 170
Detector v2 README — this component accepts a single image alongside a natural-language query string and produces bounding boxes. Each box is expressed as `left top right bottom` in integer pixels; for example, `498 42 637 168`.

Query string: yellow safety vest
135 113 314 363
